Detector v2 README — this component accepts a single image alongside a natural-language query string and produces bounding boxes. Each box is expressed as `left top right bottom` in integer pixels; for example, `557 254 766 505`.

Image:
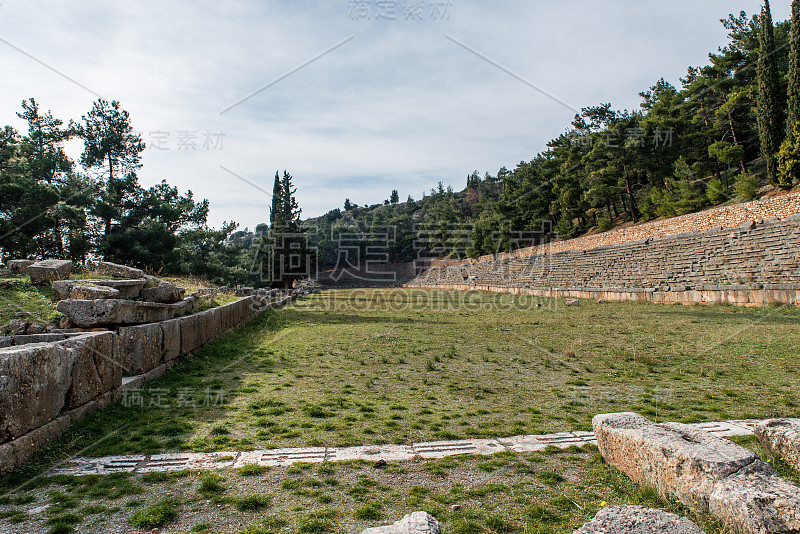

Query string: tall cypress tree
264 170 308 289
757 0 784 184
788 0 800 136
269 171 282 228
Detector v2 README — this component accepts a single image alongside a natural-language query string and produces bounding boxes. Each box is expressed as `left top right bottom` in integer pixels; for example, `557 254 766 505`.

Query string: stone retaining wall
408 216 800 307
0 295 292 475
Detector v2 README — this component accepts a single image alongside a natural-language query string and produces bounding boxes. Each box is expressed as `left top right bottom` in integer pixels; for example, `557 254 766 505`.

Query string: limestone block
70 285 120 300
573 506 706 534
592 413 758 507
7 259 34 274
118 323 163 376
754 418 800 470
160 318 181 362
96 261 145 279
59 332 121 409
8 318 27 335
708 461 800 534
0 343 73 441
56 298 193 327
141 282 185 304
0 415 70 475
27 259 72 285
87 278 146 298
360 512 441 534
52 280 75 300
180 314 202 354
24 322 46 334
13 334 66 345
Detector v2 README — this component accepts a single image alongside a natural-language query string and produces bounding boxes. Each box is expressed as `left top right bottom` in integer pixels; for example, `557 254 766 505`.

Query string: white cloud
0 0 790 229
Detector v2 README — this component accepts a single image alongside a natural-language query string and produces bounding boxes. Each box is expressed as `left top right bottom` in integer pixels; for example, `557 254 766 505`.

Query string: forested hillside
3 4 800 282
306 6 800 265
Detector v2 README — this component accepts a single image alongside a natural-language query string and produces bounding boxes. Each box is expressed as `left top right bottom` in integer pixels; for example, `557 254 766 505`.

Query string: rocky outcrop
96 261 145 279
593 412 800 534
27 259 72 285
754 418 800 471
573 506 705 534
360 512 441 534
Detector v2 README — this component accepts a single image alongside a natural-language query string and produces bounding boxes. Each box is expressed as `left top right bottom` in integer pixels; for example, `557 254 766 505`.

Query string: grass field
1 288 799 533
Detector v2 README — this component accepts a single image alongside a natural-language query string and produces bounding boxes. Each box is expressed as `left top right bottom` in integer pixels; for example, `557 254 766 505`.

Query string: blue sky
0 1 792 230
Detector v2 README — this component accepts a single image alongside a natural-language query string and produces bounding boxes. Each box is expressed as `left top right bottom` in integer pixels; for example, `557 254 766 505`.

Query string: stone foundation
0 294 299 475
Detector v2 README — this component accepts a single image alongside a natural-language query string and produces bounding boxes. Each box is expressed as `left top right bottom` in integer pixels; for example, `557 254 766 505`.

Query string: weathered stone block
96 261 145 279
141 282 185 304
566 299 580 306
8 318 27 335
27 259 72 285
573 506 706 534
754 418 800 471
87 278 146 298
13 334 66 345
592 413 758 507
56 297 193 327
360 511 441 534
0 343 73 442
59 332 121 409
708 461 800 534
118 323 163 376
70 285 120 300
180 314 202 354
160 318 181 362
7 259 34 274
0 414 70 475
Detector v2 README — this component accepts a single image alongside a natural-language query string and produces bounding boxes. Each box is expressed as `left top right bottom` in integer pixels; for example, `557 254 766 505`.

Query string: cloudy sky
0 1 791 230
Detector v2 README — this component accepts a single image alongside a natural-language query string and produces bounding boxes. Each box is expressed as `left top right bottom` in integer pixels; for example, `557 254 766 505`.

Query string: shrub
735 172 761 201
129 499 178 529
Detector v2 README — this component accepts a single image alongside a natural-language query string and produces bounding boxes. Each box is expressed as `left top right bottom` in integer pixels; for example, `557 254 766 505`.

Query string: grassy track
1 288 799 533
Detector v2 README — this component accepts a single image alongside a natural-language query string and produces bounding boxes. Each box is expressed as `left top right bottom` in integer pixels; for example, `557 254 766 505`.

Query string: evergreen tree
787 0 800 135
270 171 282 227
756 0 784 184
263 170 309 289
390 189 399 204
777 0 800 189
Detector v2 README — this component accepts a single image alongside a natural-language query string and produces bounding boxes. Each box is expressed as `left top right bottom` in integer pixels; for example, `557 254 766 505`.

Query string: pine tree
756 0 784 185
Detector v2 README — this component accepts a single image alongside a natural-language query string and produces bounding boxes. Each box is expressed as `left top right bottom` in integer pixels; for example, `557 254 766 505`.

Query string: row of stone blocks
593 413 800 534
0 296 273 475
406 283 800 307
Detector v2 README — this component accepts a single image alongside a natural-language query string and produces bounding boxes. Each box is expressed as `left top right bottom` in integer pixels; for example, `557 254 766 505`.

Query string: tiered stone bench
407 216 800 307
